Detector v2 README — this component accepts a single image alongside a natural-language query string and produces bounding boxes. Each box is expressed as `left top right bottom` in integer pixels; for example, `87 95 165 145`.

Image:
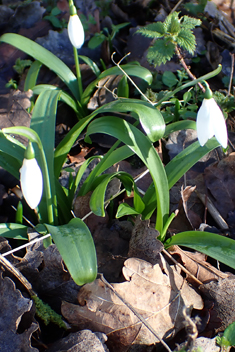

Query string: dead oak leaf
61 257 203 351
0 273 38 352
168 245 228 285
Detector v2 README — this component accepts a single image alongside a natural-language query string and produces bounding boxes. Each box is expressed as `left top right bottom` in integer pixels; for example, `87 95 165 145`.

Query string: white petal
68 15 85 49
20 158 43 209
196 99 214 146
209 99 228 148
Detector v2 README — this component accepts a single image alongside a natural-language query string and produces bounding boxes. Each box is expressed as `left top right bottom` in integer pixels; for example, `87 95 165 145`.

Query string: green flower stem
73 46 83 101
159 211 178 242
155 65 222 107
2 127 55 226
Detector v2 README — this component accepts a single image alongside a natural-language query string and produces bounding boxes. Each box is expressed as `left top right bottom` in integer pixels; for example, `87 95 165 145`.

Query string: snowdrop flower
68 12 84 49
20 142 43 209
196 84 227 148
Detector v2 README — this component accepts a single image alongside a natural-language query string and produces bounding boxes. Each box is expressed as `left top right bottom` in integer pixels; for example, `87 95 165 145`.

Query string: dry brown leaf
204 153 235 220
47 330 109 352
0 90 32 145
61 257 203 351
199 276 235 331
168 246 228 285
171 186 202 233
0 273 38 352
128 216 163 264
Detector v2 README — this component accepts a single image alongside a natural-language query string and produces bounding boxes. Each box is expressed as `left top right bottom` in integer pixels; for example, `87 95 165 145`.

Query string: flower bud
20 143 43 209
68 14 85 49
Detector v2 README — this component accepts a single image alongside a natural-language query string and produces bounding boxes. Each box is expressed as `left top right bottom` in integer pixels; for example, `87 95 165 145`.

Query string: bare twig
174 46 205 93
111 52 155 106
0 254 35 295
227 53 234 97
170 0 184 14
163 249 203 286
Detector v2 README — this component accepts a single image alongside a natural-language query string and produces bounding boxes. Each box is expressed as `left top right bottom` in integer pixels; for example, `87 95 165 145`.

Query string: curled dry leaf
168 245 228 285
0 273 38 352
61 257 203 351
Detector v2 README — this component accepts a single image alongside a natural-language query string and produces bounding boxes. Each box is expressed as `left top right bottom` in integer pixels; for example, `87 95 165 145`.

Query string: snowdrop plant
196 82 228 148
0 9 235 287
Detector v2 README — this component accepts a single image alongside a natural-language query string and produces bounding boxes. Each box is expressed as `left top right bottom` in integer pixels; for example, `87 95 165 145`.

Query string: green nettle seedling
136 11 201 66
0 8 235 290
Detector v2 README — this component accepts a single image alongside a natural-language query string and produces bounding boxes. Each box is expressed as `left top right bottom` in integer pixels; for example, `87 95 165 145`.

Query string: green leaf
117 75 129 98
93 98 165 142
54 114 96 178
79 55 101 77
81 64 153 106
24 60 42 91
30 89 60 224
44 15 63 28
164 231 235 269
32 85 82 116
183 1 207 16
164 12 179 32
180 15 202 30
0 33 79 100
85 116 169 232
90 171 144 217
68 155 102 207
88 33 106 49
165 138 220 189
0 131 25 173
136 22 165 38
45 218 97 286
177 29 196 54
116 203 141 218
164 120 196 137
168 13 180 34
220 322 235 347
147 39 175 66
78 145 133 196
0 223 28 239
162 71 178 88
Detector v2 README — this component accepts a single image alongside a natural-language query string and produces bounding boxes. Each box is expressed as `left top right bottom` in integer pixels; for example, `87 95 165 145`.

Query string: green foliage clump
137 12 201 66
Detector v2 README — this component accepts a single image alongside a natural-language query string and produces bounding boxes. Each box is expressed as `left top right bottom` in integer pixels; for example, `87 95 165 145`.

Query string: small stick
175 46 205 93
227 53 234 97
0 254 35 296
163 249 203 286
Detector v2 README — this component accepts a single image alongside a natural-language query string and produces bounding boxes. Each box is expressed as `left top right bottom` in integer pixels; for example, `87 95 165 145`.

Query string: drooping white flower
196 97 228 148
20 144 43 209
68 14 85 49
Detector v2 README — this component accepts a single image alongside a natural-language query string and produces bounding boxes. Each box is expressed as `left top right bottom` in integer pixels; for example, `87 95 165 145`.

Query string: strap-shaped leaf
0 223 28 239
165 231 235 269
32 85 82 116
90 171 145 217
30 89 61 224
24 60 42 91
45 218 97 286
0 33 79 100
85 116 169 232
